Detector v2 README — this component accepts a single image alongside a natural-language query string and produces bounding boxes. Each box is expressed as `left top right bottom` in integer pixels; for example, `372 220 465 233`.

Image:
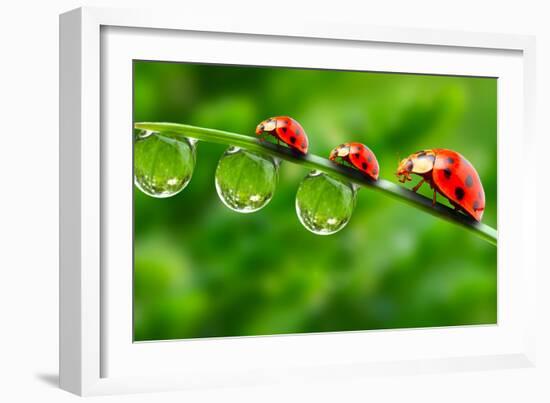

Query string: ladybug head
396 157 414 183
255 118 276 135
329 144 350 161
396 150 436 183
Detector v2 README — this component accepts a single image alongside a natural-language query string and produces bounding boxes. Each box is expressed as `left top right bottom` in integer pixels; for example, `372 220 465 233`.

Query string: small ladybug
329 142 380 180
255 116 309 154
396 149 485 221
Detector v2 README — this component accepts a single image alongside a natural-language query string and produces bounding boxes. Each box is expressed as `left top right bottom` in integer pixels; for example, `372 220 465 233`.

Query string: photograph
132 61 497 342
0 0 543 399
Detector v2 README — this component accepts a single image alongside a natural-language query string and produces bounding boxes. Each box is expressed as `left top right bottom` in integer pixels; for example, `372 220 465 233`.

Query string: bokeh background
133 61 497 341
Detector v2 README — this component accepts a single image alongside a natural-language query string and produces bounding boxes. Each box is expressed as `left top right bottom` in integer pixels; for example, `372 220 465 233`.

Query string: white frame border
59 6 537 396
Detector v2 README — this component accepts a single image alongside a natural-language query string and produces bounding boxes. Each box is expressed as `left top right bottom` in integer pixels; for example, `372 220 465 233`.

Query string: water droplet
295 171 356 235
136 129 154 139
215 147 278 213
134 133 196 198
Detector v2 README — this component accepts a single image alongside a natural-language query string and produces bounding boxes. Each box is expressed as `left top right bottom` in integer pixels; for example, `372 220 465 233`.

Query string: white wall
1 0 548 401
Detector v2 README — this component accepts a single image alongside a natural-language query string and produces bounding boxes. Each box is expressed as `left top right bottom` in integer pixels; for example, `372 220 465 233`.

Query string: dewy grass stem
135 122 497 246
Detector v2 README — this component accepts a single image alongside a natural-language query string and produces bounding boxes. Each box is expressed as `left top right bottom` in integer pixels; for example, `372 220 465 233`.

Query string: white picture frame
59 6 537 396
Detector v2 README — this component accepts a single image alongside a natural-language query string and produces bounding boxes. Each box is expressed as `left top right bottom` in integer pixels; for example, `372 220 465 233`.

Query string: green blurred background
133 61 497 341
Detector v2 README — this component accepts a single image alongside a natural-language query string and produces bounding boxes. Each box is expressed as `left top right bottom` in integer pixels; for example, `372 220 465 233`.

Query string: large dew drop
134 132 196 198
295 171 357 235
215 147 279 213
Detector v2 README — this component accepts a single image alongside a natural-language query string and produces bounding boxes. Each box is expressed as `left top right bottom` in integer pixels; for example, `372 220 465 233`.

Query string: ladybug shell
431 149 485 222
330 142 379 180
257 116 308 154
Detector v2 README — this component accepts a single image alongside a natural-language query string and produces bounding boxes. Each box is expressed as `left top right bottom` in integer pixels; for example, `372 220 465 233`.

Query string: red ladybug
396 149 485 222
329 142 379 180
255 116 308 154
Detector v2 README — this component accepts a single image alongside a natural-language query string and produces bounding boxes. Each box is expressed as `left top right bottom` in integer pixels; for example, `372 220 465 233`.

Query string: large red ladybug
396 149 485 222
255 116 308 154
329 142 379 180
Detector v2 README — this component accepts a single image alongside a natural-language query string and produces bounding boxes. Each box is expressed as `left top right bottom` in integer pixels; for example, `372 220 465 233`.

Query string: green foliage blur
133 61 497 341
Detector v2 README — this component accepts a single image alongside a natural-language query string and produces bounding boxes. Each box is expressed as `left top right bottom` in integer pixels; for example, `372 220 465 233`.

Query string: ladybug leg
412 179 425 193
432 190 437 206
399 173 412 183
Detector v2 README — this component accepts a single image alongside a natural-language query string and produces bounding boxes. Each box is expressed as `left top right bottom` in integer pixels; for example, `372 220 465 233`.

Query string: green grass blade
134 122 497 246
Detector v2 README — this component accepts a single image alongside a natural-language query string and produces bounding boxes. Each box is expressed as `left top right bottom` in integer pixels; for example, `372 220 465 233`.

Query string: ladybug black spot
473 200 480 210
372 169 378 176
443 168 452 179
455 187 465 200
447 157 455 164
289 136 296 144
354 153 361 158
368 155 373 163
282 127 287 133
465 174 473 187
362 162 367 170
301 142 307 149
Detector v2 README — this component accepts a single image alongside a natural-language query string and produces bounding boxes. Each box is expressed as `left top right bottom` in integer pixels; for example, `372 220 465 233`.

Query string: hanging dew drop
295 171 357 235
136 129 155 139
134 132 196 198
215 147 279 213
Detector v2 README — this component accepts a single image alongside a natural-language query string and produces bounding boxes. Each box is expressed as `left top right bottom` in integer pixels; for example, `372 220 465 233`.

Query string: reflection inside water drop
215 147 279 213
134 132 196 198
295 171 357 235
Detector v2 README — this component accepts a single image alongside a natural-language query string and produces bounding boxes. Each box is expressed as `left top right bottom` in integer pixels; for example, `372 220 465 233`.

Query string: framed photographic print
60 7 537 396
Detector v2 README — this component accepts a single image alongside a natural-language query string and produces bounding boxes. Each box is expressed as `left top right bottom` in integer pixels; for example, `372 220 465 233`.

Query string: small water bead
136 129 155 139
215 147 279 213
295 171 357 235
134 132 196 198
